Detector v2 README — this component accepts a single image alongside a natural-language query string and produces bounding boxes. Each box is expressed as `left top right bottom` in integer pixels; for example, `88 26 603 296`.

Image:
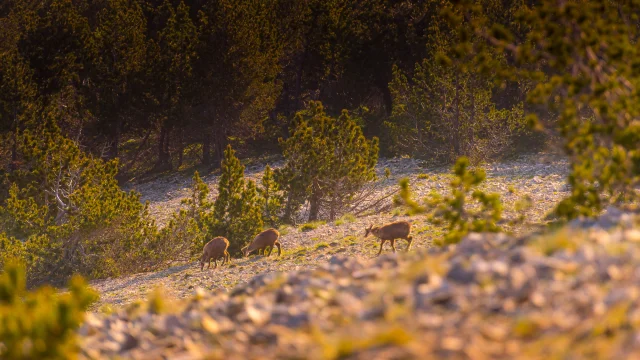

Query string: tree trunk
283 191 295 225
158 123 165 165
212 128 227 168
110 116 121 159
157 122 171 170
308 180 321 222
10 105 18 172
329 196 337 222
469 86 475 157
453 71 461 157
294 51 305 111
380 83 393 117
164 126 171 167
121 127 152 176
177 128 184 168
202 131 211 166
293 22 315 113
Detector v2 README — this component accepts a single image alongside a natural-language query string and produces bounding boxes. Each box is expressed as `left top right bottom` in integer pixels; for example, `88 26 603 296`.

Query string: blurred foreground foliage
0 262 97 359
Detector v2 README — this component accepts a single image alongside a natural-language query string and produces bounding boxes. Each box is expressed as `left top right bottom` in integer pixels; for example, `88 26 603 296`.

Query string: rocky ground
91 153 570 309
76 153 640 359
79 207 640 359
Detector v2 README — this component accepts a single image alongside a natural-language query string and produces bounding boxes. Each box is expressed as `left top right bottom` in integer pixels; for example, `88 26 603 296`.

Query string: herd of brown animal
199 220 413 271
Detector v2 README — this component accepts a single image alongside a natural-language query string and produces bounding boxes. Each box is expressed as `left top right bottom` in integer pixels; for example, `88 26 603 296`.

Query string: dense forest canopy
0 0 535 177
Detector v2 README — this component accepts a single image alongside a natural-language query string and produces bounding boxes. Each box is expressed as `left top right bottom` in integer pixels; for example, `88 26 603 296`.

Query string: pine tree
0 112 160 285
207 145 263 255
235 179 263 244
0 40 37 175
397 157 502 245
455 0 640 218
87 0 148 159
258 165 283 226
181 171 211 227
155 170 211 260
278 101 379 222
386 1 526 163
153 0 200 170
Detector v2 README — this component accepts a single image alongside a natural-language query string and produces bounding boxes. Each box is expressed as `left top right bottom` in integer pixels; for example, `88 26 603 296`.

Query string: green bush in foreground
453 0 640 219
0 262 98 359
398 157 502 245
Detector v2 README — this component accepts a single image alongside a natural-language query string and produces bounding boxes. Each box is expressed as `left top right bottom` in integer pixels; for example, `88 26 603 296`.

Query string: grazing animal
200 237 230 270
242 228 282 257
365 221 413 256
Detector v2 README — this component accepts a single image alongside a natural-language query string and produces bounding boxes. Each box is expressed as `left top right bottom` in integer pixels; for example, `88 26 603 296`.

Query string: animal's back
381 221 411 238
207 237 229 253
257 228 279 243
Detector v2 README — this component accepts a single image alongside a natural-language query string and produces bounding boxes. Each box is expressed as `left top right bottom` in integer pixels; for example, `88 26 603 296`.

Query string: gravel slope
76 153 640 359
91 153 570 309
79 208 640 359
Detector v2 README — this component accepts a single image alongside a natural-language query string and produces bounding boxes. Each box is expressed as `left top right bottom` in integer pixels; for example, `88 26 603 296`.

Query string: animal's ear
364 224 372 237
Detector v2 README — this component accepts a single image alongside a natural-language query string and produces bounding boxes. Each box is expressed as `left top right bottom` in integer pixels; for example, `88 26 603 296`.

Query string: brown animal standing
365 221 413 256
242 228 282 257
200 237 230 270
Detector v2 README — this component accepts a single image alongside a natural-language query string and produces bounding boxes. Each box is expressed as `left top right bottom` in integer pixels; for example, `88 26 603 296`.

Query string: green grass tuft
277 225 291 236
299 220 326 232
335 213 356 226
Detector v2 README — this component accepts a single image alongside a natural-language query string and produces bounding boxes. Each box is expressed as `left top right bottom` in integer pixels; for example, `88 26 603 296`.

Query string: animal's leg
224 251 230 264
390 239 397 253
267 245 274 256
377 240 386 256
207 257 212 269
275 241 282 256
258 248 263 255
213 257 218 269
405 235 413 251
